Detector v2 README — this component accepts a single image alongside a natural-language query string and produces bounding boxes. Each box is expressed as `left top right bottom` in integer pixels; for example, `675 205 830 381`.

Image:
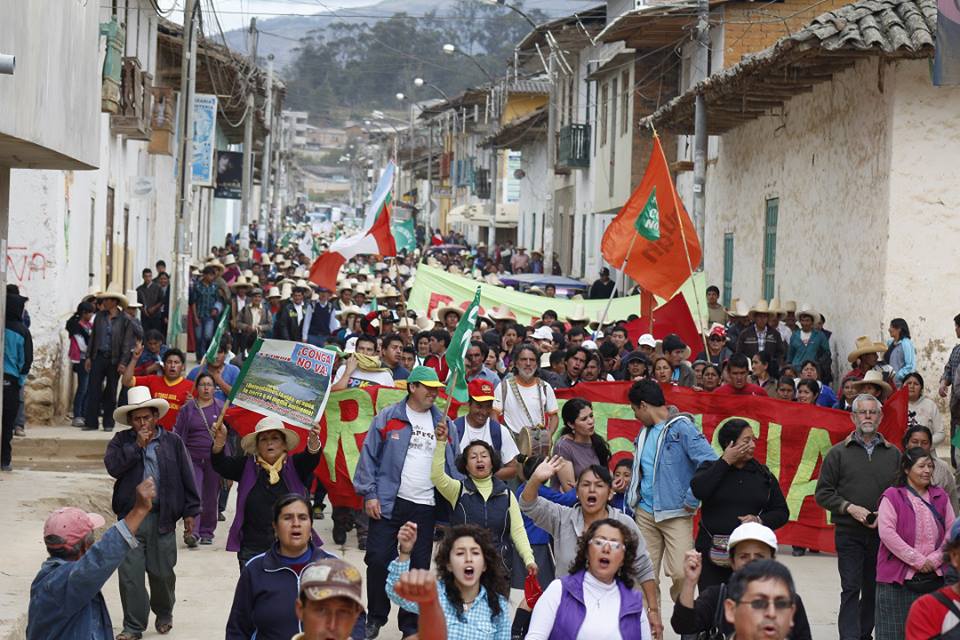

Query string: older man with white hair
815 393 900 640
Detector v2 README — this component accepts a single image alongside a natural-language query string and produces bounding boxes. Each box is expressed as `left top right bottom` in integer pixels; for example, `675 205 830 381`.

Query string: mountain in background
222 0 598 71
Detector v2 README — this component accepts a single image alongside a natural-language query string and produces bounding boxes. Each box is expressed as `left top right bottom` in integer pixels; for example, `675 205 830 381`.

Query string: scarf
256 453 287 485
355 352 389 372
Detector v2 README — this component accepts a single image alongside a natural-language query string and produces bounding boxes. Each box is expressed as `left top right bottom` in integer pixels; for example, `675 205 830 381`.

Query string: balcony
558 123 591 169
474 168 490 200
147 86 175 155
110 57 153 140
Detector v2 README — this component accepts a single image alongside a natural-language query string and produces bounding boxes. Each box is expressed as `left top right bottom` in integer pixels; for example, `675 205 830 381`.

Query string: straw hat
266 286 282 300
782 300 797 314
396 317 417 330
436 304 463 322
336 305 364 320
486 305 516 322
231 277 253 290
748 300 770 316
528 286 544 296
223 254 237 266
565 304 590 324
767 298 785 317
280 283 293 300
796 304 820 322
206 259 225 272
96 284 129 308
261 254 273 265
124 290 142 309
847 336 888 364
415 315 435 331
239 416 301 455
727 298 743 317
851 369 892 397
483 273 502 286
112 386 169 427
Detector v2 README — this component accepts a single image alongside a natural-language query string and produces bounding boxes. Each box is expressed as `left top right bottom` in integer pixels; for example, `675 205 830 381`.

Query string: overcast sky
164 0 375 31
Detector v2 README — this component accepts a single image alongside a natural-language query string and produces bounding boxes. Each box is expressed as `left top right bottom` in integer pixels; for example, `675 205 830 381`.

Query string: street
1 425 845 640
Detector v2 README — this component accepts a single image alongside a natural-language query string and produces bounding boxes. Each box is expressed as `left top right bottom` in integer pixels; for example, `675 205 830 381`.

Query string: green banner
445 287 482 402
391 217 417 254
406 264 708 326
204 308 230 364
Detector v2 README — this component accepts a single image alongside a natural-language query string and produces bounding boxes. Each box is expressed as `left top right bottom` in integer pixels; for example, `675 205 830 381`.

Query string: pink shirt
878 488 956 578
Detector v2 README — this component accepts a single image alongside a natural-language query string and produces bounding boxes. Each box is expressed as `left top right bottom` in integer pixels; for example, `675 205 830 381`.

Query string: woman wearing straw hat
844 336 888 383
211 415 323 570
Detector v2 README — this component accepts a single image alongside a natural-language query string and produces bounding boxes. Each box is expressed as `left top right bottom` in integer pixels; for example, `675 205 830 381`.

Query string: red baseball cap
43 507 106 548
468 378 496 402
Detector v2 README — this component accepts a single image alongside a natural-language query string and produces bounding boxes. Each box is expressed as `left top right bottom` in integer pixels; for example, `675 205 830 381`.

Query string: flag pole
593 234 638 339
652 128 710 358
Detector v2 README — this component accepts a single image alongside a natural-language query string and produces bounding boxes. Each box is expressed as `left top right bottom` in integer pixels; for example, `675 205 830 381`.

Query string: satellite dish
513 168 526 179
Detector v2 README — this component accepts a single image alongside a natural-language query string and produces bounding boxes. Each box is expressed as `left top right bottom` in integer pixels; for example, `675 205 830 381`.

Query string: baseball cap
662 334 687 353
637 333 657 348
468 378 496 402
407 366 445 388
727 522 778 554
532 326 554 341
43 507 106 548
581 340 598 351
707 323 727 339
299 558 365 610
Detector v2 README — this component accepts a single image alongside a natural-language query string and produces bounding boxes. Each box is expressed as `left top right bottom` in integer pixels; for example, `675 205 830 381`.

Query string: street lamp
413 77 452 103
442 43 496 83
478 0 539 30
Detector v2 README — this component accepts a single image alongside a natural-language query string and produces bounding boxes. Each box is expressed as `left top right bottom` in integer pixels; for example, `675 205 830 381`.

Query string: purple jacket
876 485 951 584
547 570 646 640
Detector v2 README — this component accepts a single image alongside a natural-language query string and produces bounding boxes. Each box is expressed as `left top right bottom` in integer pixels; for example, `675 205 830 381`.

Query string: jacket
103 428 201 534
519 496 655 583
876 485 953 584
736 326 785 366
273 300 307 341
787 329 831 369
626 413 719 522
237 304 273 336
547 570 645 640
4 294 32 384
225 540 364 640
671 584 813 639
88 309 137 365
353 399 460 520
815 432 901 531
673 363 696 388
26 522 137 640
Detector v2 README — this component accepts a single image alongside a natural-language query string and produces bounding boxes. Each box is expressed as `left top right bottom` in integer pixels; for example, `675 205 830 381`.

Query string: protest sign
225 380 906 549
407 264 708 327
229 338 337 430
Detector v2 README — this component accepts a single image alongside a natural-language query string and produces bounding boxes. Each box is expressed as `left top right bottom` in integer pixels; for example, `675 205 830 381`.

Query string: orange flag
601 135 702 300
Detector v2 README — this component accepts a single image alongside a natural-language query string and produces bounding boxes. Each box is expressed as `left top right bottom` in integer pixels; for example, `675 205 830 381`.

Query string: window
599 82 608 146
722 233 734 308
621 70 630 135
762 198 779 299
609 77 618 148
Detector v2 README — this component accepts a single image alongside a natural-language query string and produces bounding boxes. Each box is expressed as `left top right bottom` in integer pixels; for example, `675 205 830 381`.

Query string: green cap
407 366 445 388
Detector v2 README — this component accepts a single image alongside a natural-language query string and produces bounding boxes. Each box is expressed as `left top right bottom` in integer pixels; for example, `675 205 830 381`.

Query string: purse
904 571 945 594
708 534 732 568
695 584 727 640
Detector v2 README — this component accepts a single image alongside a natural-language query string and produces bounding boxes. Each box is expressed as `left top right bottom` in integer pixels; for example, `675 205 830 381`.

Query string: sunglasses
589 537 625 551
737 598 794 611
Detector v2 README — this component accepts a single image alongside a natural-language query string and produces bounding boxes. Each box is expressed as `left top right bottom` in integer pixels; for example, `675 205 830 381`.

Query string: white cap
637 333 657 348
344 336 358 354
581 340 598 351
532 326 554 341
727 522 778 554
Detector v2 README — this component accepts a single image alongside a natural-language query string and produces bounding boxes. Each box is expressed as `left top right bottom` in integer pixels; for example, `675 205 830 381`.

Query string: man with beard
493 343 559 439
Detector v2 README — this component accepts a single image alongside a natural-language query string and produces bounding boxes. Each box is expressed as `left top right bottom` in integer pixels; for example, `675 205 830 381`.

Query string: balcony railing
110 57 153 140
474 168 490 200
558 123 591 169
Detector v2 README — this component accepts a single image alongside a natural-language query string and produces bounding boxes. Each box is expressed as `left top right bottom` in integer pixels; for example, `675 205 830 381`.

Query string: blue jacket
4 293 32 384
226 540 364 640
27 522 136 640
353 399 460 520
626 413 718 522
787 330 830 368
516 483 578 545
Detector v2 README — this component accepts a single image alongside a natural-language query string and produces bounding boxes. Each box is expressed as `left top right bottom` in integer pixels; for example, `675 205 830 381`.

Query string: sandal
156 620 173 634
116 632 141 640
184 533 198 548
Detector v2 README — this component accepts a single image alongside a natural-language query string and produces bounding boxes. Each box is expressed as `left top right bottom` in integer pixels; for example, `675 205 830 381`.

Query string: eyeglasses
854 409 881 416
589 537 625 551
737 598 794 611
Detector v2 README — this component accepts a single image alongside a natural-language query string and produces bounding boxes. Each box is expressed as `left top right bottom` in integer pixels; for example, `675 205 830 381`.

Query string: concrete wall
516 139 548 253
0 0 101 168
884 60 960 382
702 58 893 379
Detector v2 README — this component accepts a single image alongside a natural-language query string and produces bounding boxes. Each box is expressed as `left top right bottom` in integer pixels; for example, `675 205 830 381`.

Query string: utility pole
169 0 198 349
260 54 274 241
488 146 498 247
271 110 283 243
425 122 433 230
543 50 556 275
239 17 257 262
692 0 710 252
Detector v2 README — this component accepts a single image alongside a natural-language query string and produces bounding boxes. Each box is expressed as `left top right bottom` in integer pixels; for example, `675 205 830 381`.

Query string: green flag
444 287 481 403
204 308 231 364
634 187 661 241
391 217 417 254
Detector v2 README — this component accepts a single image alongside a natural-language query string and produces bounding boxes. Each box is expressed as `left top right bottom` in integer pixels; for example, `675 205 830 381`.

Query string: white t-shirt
333 365 395 389
458 418 520 463
493 377 559 434
526 572 650 640
397 406 437 506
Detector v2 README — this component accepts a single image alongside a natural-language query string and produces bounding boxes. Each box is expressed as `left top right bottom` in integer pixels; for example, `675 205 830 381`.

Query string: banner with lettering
226 380 906 549
229 338 337 430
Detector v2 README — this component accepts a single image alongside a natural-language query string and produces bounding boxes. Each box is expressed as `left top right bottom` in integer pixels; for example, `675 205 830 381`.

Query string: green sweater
815 433 901 531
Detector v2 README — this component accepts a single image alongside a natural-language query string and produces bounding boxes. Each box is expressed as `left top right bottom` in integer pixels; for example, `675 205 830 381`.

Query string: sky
163 0 378 31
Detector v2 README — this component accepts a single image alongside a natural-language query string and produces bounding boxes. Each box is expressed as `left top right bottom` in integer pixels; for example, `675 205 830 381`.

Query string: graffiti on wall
7 246 51 284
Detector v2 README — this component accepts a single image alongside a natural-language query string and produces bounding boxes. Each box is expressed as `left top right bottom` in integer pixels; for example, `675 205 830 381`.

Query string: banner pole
594 233 638 339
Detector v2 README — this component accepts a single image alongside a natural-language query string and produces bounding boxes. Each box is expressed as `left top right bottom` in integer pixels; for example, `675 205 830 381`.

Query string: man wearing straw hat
104 386 200 639
190 265 226 364
84 288 138 433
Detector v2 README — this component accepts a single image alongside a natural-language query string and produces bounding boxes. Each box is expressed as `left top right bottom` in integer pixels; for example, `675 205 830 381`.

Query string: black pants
364 498 435 636
1 376 21 467
85 353 119 430
835 526 880 640
697 554 733 591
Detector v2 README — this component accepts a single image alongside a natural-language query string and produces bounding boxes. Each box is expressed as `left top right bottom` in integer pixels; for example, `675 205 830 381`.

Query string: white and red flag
308 162 397 290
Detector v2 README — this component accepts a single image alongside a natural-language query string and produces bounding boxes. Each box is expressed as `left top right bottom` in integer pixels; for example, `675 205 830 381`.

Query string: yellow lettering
785 427 833 521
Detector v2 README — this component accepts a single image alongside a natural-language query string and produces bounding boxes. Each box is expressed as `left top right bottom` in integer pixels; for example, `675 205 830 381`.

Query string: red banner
226 383 907 550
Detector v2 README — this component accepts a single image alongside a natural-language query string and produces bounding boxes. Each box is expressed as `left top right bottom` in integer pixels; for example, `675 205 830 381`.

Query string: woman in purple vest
526 518 651 639
211 415 323 569
876 446 956 640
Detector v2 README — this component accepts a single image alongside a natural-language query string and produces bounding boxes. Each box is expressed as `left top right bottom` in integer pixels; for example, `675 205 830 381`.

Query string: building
649 0 960 383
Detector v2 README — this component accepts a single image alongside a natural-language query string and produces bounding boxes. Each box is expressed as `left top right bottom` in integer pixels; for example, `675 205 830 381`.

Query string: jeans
2 377 21 467
194 316 215 362
364 498 435 636
85 353 120 430
72 362 89 419
118 512 177 635
835 526 880 640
